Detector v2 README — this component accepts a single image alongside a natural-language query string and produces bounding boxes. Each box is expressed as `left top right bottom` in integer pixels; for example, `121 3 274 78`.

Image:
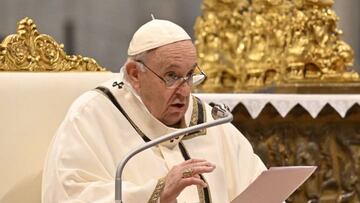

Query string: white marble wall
0 0 358 72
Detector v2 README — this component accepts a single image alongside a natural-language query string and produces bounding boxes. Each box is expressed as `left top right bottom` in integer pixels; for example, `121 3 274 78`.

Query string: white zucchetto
127 19 191 56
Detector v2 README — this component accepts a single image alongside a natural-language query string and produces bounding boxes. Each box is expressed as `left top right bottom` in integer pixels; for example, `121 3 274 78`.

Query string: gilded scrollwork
195 0 359 92
0 17 106 72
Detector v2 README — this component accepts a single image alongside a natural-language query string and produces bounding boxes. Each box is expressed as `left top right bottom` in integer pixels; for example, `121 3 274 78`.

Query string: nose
175 79 191 96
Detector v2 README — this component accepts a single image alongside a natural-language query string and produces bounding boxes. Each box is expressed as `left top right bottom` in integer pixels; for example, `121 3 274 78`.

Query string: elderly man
42 19 266 203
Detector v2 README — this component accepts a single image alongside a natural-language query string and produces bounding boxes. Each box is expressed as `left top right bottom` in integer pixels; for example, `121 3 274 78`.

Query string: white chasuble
42 78 266 203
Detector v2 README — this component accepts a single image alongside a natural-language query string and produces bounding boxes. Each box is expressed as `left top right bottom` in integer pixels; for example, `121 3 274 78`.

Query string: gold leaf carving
195 0 359 92
0 17 106 72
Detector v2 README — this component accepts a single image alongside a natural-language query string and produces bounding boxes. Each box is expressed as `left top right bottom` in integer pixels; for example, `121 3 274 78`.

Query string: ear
126 61 141 92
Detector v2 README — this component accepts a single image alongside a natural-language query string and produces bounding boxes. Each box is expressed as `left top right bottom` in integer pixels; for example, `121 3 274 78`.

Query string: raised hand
160 159 216 203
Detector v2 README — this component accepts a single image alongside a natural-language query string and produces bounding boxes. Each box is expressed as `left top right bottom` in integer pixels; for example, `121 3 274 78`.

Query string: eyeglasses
134 60 207 89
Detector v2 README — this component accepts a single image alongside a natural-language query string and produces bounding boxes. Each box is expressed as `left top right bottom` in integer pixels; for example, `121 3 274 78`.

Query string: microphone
115 104 233 203
211 103 230 119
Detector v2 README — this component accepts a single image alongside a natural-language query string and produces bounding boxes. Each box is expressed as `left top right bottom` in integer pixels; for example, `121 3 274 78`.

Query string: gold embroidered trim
190 95 199 126
181 142 212 203
183 96 207 140
197 185 206 203
148 176 166 203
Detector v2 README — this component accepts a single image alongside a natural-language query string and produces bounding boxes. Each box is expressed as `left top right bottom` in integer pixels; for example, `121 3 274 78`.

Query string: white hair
118 51 152 101
121 51 148 82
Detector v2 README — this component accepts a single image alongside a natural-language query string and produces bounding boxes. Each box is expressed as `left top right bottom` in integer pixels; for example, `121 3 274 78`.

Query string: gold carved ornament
0 17 106 72
194 0 359 92
233 104 360 202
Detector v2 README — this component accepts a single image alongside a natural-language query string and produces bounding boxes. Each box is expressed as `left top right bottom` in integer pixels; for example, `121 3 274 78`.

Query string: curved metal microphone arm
115 107 233 203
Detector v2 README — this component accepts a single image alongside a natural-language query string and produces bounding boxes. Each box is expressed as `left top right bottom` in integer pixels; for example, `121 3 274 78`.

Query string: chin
163 118 182 126
162 106 188 126
162 114 184 126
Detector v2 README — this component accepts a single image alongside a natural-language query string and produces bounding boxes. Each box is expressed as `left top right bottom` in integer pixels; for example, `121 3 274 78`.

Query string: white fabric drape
195 93 360 118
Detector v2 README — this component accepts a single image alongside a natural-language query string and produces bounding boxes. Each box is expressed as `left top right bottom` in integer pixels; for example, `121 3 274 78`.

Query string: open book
231 166 317 203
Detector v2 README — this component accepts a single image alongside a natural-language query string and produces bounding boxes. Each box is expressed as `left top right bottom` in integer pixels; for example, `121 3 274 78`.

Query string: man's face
137 40 197 126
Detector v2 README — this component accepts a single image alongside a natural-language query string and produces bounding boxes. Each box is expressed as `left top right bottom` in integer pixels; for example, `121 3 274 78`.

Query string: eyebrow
163 63 197 72
188 63 198 74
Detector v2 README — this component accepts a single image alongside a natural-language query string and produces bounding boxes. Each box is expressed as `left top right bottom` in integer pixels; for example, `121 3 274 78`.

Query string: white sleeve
221 122 267 200
43 115 163 203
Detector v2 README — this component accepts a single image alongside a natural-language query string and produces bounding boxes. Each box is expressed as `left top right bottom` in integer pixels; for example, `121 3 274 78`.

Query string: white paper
231 166 317 203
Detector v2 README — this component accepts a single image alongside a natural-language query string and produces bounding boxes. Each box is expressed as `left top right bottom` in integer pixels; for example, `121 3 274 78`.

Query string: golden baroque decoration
0 17 106 71
195 0 359 92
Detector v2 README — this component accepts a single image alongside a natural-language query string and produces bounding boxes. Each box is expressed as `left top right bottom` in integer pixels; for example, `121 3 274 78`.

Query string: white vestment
42 78 266 203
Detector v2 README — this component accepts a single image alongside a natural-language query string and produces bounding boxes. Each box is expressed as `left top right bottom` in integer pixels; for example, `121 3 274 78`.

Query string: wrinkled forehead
150 40 197 71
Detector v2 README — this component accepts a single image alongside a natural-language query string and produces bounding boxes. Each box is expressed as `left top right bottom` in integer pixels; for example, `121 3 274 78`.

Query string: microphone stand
115 106 233 203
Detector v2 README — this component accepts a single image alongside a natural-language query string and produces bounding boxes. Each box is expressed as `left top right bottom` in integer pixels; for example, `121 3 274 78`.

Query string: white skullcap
127 19 191 56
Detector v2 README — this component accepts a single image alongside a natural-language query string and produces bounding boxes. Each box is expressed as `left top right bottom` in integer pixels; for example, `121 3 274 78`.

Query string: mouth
168 97 188 113
170 103 185 109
